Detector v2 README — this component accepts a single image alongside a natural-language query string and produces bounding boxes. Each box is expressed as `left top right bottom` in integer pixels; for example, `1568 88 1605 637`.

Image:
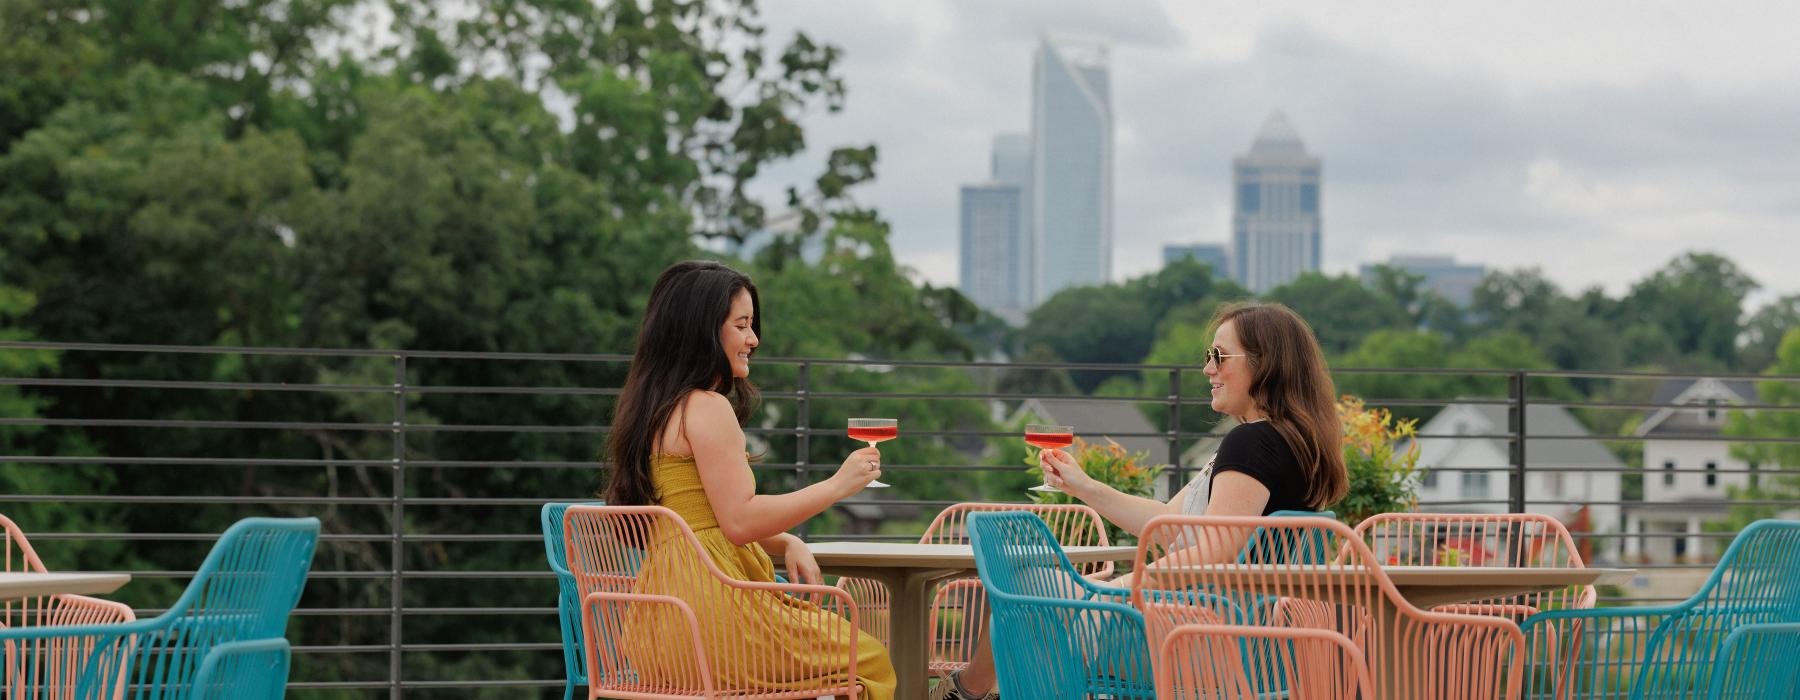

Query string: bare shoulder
681 390 733 418
681 391 743 443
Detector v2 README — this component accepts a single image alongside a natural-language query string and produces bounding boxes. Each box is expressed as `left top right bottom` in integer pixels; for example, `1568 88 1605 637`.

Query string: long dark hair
1211 302 1347 509
605 260 761 506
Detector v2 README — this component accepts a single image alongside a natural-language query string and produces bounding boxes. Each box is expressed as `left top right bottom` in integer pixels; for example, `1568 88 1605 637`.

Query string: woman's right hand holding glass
1041 447 1095 496
829 445 884 495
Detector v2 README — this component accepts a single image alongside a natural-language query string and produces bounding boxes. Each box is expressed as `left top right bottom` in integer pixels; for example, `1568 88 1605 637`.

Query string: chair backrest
1354 512 1595 615
0 517 318 700
1635 519 1800 697
1155 623 1374 700
1135 514 1525 700
2 513 50 574
924 503 1113 577
124 517 320 695
1238 509 1337 565
540 501 601 700
967 511 1153 699
189 638 291 700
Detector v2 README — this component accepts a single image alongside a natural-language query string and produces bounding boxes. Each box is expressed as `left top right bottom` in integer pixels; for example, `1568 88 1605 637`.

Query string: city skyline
749 0 1800 308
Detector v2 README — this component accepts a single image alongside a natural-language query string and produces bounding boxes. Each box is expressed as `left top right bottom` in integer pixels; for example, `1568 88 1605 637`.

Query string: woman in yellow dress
606 260 896 699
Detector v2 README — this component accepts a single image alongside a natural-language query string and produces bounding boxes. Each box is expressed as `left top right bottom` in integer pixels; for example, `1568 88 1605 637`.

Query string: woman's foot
926 671 997 700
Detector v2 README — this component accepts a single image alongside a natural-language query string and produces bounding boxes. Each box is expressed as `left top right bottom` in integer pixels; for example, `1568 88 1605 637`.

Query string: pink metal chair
1 513 136 699
1155 623 1375 699
561 504 869 699
1355 512 1597 696
1353 513 1597 617
1134 514 1527 700
838 502 1113 678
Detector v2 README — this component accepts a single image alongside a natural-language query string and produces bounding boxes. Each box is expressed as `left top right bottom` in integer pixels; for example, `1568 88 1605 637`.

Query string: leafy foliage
1332 395 1423 526
1026 437 1164 544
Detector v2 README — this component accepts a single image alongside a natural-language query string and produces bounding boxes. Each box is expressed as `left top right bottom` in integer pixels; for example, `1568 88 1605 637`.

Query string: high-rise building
1360 255 1487 307
1031 34 1113 303
991 133 1033 308
1232 112 1321 293
1162 243 1230 278
959 183 1027 324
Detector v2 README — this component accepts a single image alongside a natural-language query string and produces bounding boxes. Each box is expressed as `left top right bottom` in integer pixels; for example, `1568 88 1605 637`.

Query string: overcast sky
746 0 1800 307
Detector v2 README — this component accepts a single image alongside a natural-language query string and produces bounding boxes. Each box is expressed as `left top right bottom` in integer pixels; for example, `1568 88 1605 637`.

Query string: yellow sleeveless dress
620 454 897 699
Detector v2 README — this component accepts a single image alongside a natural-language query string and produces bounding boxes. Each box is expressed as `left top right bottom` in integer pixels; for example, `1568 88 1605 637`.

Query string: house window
1702 398 1722 426
1422 470 1438 488
1705 461 1718 488
1663 460 1676 487
1461 472 1490 501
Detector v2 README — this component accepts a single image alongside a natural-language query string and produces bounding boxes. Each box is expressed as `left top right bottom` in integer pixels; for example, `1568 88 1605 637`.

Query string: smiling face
1204 319 1261 420
719 288 759 379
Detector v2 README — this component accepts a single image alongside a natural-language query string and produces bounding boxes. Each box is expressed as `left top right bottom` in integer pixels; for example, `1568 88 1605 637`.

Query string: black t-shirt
1206 421 1314 515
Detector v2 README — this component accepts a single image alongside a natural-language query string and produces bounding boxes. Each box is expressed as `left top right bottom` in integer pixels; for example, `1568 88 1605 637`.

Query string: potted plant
1333 395 1425 526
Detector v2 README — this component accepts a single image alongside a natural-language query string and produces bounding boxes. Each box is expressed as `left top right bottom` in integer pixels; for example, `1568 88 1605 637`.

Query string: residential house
1410 403 1624 563
1627 378 1759 564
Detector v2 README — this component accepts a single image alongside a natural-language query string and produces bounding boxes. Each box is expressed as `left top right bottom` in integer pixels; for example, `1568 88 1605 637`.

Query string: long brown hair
605 261 761 506
1211 302 1346 509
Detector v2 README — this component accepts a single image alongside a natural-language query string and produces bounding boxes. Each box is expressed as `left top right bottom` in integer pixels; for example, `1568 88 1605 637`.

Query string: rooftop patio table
0 572 131 602
1154 563 1635 697
776 541 1135 700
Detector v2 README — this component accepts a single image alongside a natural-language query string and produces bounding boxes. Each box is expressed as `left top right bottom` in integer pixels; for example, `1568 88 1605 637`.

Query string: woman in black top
1045 301 1346 525
933 302 1347 700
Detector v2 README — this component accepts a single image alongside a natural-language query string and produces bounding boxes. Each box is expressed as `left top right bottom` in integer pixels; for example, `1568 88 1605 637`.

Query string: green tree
1619 252 1760 369
1333 330 1451 421
1720 328 1800 528
1739 295 1800 372
1262 272 1412 356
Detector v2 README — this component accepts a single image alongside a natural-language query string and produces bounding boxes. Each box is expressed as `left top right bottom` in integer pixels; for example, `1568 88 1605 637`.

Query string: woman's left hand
782 537 823 585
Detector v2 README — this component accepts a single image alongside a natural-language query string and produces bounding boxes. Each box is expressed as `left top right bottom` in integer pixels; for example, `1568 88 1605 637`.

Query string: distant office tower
1162 243 1230 278
959 183 1027 323
992 133 1034 308
1232 112 1321 293
1031 34 1113 303
1360 254 1487 307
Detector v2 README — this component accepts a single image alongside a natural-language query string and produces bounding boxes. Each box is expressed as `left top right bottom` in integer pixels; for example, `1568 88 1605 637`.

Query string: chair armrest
581 591 717 697
1707 622 1800 700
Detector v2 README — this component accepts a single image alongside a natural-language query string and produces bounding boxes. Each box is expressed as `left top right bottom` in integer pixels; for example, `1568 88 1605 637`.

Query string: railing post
390 353 407 700
795 361 811 541
1167 368 1184 498
1508 371 1527 516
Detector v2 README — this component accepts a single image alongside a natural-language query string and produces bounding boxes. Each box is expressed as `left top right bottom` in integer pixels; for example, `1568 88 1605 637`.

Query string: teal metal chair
1703 621 1800 699
541 501 602 700
189 638 292 700
1520 518 1800 699
967 511 1167 699
0 516 319 699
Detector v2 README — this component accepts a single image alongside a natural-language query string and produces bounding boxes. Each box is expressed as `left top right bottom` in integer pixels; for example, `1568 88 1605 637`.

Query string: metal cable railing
1 340 1795 696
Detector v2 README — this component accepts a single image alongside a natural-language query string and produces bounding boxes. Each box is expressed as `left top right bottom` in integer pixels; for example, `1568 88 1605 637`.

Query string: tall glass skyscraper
959 183 1026 322
958 135 1035 323
1031 34 1113 303
1232 112 1321 293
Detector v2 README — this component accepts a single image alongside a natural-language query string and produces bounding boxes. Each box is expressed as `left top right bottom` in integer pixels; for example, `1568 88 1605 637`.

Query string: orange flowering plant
1029 437 1164 544
1334 395 1425 527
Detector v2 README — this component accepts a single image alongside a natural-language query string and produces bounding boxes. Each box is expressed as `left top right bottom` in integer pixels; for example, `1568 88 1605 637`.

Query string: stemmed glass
846 418 896 489
1024 423 1075 493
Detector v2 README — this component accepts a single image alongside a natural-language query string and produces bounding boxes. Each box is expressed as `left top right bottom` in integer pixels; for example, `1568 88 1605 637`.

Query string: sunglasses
1205 347 1249 367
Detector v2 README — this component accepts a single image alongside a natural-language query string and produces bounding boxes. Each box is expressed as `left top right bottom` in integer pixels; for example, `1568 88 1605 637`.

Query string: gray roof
1012 398 1172 465
1422 403 1625 469
1639 378 1759 437
1649 378 1757 409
